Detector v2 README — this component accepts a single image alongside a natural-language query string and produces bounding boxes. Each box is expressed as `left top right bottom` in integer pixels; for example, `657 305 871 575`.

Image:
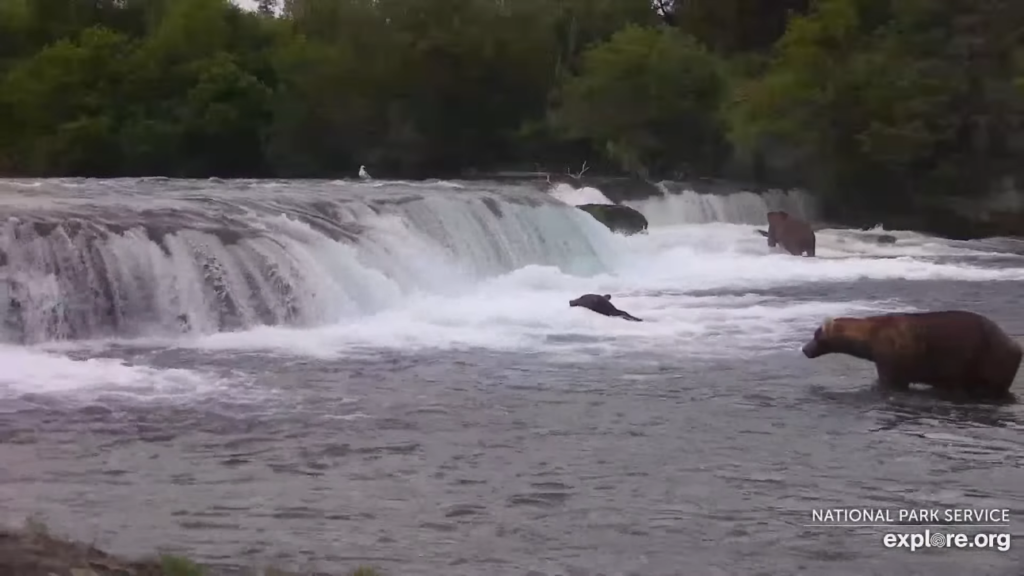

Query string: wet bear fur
569 293 643 322
802 311 1022 400
766 210 816 257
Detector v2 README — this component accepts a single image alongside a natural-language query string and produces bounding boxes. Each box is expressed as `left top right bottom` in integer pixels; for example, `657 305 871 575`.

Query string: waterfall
0 179 620 344
622 187 815 225
0 177 823 344
623 188 817 227
545 180 817 227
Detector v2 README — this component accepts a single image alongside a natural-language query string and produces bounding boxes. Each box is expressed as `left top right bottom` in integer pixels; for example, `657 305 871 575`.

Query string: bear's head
802 320 830 358
802 317 876 359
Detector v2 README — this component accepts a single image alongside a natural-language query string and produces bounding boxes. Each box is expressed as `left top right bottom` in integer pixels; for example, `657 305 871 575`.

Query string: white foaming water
7 180 1024 400
549 183 615 206
624 187 815 226
183 220 1024 360
0 344 237 404
0 181 621 399
0 187 619 343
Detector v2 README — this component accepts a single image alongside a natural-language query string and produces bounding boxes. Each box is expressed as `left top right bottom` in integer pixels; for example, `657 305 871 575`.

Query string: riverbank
0 519 382 576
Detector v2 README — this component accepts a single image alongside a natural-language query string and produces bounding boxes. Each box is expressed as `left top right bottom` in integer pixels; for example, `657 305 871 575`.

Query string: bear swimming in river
802 311 1022 400
569 293 643 322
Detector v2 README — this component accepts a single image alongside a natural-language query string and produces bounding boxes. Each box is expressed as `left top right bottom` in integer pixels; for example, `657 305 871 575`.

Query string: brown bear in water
569 293 643 322
802 311 1022 400
766 211 816 257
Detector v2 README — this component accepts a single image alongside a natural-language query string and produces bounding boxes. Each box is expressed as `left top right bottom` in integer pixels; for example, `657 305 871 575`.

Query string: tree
0 0 1017 221
726 0 1024 213
1 26 133 175
550 25 729 178
257 0 276 17
666 0 812 54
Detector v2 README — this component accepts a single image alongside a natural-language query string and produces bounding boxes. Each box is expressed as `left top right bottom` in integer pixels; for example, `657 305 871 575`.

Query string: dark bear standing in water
569 293 643 322
802 311 1022 400
766 210 816 257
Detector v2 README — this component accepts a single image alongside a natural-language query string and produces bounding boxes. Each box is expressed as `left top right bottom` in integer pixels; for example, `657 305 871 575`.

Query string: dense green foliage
0 0 1021 211
729 0 1024 213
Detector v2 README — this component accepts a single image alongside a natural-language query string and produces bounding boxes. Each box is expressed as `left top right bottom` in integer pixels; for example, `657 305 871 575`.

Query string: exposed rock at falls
575 204 649 235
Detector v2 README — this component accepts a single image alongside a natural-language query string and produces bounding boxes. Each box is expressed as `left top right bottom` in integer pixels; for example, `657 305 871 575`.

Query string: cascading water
547 181 817 226
0 179 620 344
625 188 817 226
3 177 1020 352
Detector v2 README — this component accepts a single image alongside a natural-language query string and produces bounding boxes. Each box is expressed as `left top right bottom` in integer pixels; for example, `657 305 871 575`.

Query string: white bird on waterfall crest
358 165 372 180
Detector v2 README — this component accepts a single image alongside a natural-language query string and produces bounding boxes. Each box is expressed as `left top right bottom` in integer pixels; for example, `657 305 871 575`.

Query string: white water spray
624 188 815 226
0 183 620 344
3 178 1024 400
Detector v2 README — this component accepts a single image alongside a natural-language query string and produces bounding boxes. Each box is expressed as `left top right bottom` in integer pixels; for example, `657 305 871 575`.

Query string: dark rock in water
854 225 897 244
576 204 648 236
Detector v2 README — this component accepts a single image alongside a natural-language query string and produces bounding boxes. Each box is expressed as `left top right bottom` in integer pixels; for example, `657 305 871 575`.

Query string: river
0 177 1022 575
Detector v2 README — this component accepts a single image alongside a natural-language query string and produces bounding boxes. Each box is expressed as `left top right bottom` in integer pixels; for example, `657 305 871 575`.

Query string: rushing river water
0 178 1022 576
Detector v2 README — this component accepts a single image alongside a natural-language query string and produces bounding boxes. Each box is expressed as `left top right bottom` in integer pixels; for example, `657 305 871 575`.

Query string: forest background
0 0 1021 231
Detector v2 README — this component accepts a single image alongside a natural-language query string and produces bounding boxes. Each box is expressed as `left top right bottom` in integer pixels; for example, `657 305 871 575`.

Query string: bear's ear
603 294 611 300
821 317 835 336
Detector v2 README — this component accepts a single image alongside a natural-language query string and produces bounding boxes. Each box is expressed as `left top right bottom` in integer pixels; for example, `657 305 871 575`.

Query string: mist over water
1 177 1023 575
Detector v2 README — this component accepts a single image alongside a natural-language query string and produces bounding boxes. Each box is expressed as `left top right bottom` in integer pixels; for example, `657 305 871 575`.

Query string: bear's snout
802 338 823 358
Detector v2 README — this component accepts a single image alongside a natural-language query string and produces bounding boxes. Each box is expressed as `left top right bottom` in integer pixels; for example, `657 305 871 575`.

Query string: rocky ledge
0 521 381 576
